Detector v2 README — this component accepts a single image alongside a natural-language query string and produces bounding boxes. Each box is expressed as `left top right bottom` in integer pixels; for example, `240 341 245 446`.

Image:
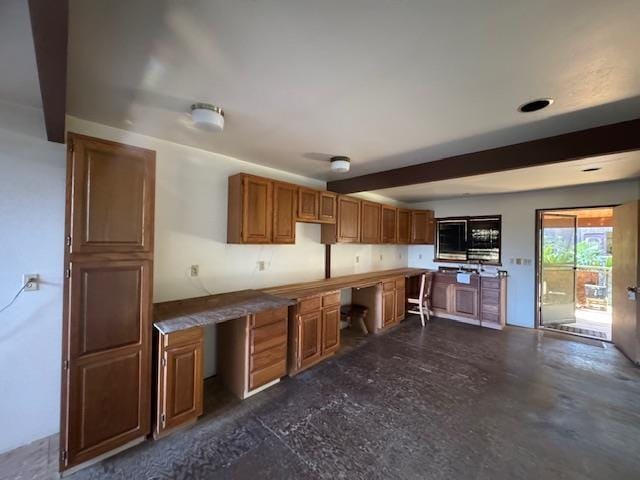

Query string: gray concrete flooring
46 317 640 478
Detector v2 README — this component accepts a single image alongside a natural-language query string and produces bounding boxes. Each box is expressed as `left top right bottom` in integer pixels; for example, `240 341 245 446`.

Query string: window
435 216 501 265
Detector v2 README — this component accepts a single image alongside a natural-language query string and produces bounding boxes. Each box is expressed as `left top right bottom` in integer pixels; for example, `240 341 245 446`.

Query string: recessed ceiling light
191 103 224 131
582 167 602 172
518 98 553 113
330 156 351 173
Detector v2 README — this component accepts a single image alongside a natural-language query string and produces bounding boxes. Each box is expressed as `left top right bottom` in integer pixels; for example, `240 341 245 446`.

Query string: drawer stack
249 307 288 390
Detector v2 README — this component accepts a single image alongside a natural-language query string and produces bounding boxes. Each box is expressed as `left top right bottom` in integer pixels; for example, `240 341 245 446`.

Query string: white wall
407 180 640 328
66 117 407 377
0 101 66 454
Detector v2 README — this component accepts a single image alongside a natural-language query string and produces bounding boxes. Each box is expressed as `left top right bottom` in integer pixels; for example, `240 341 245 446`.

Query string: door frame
534 204 618 330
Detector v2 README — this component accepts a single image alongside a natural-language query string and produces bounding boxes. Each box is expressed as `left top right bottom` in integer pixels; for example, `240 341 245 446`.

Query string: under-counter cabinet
352 276 406 333
218 307 288 399
289 291 341 374
155 327 204 438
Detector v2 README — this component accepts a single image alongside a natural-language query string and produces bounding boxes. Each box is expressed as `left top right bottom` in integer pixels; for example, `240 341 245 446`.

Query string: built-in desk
152 268 427 437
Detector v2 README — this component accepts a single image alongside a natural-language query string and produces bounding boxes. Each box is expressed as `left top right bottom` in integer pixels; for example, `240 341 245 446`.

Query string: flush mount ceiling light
518 98 553 113
582 167 602 172
330 156 351 173
191 103 224 131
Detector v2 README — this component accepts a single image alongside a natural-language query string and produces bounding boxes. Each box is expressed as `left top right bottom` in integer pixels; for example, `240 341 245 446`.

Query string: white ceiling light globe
191 103 224 132
330 156 351 173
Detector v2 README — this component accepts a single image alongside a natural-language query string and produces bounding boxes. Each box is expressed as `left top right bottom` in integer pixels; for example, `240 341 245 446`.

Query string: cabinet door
453 285 478 318
273 182 296 244
337 196 361 243
298 187 319 221
243 175 273 243
318 191 337 223
381 206 397 243
69 134 155 254
321 305 340 355
397 209 411 244
395 287 406 322
382 290 396 327
157 338 203 436
361 201 381 244
299 311 322 368
65 259 152 466
410 211 428 244
425 210 435 244
431 283 450 311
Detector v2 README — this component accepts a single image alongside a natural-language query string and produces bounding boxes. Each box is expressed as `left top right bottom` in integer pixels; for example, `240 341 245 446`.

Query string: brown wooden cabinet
273 181 297 244
381 206 397 243
218 307 288 400
322 196 361 244
290 291 341 374
228 174 273 244
430 272 506 329
361 201 382 244
61 134 155 471
382 288 396 327
395 278 406 322
397 208 411 244
318 191 337 223
155 328 203 438
297 187 319 221
411 210 435 244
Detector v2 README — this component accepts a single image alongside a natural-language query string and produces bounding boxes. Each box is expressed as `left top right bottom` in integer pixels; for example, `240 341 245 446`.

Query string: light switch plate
189 265 199 277
257 261 266 271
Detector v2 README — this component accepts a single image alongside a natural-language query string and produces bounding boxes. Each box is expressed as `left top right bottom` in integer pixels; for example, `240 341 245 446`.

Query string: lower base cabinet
218 307 288 400
155 327 204 439
290 291 341 374
354 276 406 333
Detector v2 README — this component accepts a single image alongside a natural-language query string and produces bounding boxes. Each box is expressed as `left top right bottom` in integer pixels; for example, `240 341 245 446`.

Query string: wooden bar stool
340 304 369 335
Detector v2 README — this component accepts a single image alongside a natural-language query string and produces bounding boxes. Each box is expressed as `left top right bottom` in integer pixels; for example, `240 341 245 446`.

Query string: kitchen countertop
263 267 428 299
154 290 295 334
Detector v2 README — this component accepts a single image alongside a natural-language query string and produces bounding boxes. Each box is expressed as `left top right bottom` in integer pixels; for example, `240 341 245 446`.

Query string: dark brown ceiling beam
327 118 640 194
28 0 68 143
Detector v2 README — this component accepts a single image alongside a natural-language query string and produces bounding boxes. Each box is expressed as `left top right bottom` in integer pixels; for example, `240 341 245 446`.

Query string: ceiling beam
327 118 640 194
28 0 68 143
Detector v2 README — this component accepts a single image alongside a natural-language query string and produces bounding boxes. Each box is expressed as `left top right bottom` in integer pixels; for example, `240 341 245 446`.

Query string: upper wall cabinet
272 182 297 244
297 187 319 222
318 191 337 223
382 206 398 244
322 196 361 244
297 188 337 224
410 210 435 244
361 201 382 244
397 208 411 244
228 174 274 244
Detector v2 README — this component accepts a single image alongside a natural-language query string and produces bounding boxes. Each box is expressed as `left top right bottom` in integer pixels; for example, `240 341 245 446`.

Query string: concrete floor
59 316 640 479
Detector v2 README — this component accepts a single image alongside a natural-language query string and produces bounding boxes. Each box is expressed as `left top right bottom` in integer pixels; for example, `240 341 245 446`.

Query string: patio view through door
538 207 614 341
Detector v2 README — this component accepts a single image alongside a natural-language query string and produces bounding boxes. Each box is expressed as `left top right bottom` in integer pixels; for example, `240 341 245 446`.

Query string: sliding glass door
540 213 577 326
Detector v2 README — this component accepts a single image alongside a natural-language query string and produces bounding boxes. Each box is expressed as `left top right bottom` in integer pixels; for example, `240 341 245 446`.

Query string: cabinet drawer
249 359 286 391
481 288 500 305
481 311 500 323
252 307 288 328
482 303 500 315
482 277 500 290
299 296 322 314
251 321 287 354
250 341 286 373
383 281 395 292
395 277 405 289
322 291 341 307
162 327 203 348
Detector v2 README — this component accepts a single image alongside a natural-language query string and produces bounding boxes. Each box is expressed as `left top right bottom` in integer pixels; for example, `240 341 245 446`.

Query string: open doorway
536 207 614 341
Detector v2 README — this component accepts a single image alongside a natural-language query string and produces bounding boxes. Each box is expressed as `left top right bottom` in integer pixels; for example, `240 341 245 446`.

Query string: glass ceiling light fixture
191 103 224 132
330 156 351 173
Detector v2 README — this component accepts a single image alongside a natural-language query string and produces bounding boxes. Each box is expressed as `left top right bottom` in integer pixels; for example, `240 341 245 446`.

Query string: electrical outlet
23 274 39 292
399 253 402 259
257 261 266 271
418 254 423 260
355 256 360 264
189 265 199 277
379 254 383 261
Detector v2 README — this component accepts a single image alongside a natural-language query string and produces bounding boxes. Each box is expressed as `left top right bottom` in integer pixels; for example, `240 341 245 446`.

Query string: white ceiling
68 0 640 189
373 152 640 202
0 0 41 108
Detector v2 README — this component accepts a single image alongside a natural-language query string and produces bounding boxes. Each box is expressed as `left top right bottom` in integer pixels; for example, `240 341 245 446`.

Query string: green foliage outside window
543 236 612 267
